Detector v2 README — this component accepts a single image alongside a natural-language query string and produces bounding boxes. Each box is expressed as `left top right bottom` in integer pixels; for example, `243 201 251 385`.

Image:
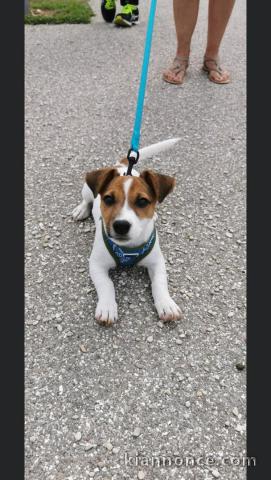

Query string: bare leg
174 0 200 58
163 0 200 84
203 0 236 83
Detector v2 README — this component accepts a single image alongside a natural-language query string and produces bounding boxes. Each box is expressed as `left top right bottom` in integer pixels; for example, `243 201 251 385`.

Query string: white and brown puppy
72 140 182 326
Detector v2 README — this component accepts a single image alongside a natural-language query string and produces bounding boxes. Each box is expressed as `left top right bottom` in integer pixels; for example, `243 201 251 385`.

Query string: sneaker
114 4 139 27
101 0 116 23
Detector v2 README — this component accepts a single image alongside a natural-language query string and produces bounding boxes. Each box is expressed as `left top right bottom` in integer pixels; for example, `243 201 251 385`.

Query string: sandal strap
203 57 223 74
171 56 189 73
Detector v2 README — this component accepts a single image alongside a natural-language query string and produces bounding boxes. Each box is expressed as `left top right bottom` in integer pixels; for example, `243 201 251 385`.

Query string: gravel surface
25 1 246 479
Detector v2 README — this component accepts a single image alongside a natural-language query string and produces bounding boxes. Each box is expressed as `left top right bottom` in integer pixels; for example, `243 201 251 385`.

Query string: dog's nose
113 220 131 236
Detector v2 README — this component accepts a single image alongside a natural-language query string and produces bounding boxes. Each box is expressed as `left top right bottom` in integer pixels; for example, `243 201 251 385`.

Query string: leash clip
126 148 140 176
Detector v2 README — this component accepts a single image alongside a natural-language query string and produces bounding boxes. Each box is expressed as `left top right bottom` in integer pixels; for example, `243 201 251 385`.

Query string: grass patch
25 0 94 24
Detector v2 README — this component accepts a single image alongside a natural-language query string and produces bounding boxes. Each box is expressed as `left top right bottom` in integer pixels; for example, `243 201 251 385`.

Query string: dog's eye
135 197 150 208
103 195 115 206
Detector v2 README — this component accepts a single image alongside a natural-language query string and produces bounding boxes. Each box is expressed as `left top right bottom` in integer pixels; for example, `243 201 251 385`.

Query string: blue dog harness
102 222 156 268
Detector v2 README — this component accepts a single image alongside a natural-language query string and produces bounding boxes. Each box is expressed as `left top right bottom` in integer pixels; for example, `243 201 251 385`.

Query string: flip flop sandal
162 56 189 85
203 57 230 84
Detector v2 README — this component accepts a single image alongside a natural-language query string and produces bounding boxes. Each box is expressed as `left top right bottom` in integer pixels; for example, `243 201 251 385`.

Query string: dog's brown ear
85 168 119 197
140 170 176 203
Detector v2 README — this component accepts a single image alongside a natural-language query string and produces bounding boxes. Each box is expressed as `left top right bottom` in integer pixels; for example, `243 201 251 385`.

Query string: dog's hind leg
72 183 94 221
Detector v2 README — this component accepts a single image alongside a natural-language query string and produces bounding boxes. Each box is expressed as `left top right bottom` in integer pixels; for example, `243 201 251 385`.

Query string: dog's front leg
72 183 94 221
148 258 182 322
89 258 118 326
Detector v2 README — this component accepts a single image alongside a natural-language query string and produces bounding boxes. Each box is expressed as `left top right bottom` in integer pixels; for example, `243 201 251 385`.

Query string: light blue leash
126 0 158 175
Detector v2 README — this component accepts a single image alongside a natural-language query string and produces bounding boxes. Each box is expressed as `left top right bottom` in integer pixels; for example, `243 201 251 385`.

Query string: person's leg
203 0 235 83
163 0 200 85
174 0 200 57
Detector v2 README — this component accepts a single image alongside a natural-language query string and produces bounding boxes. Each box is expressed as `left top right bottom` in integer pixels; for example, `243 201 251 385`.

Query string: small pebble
185 401 191 408
232 407 239 417
147 336 153 343
74 432 82 442
211 469 220 478
138 472 145 480
235 424 245 433
132 427 141 438
80 344 88 353
103 440 113 451
236 362 245 371
84 443 96 451
176 339 183 345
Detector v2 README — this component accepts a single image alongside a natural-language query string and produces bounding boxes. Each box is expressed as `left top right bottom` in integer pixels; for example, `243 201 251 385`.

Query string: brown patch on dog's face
100 176 127 233
127 177 157 219
140 170 176 203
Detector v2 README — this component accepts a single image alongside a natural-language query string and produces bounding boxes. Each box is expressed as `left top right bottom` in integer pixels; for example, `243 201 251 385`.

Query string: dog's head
86 167 176 245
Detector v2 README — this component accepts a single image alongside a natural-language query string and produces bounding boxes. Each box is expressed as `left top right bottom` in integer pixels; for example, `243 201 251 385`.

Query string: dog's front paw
72 201 91 221
95 301 118 326
155 296 182 322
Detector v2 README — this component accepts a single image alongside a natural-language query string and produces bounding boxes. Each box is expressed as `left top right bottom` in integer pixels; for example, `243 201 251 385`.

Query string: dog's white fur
72 139 182 325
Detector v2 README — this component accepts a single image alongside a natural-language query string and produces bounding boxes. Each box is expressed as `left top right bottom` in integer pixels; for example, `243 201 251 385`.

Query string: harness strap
102 221 156 267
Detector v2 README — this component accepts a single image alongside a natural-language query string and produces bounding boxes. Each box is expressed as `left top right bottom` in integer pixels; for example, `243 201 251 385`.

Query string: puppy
72 141 182 326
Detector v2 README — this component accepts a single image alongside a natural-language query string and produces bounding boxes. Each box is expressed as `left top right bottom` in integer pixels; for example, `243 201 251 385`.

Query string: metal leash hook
126 148 140 176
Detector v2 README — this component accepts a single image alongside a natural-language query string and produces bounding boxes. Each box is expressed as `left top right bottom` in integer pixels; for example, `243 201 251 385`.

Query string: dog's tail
138 138 180 161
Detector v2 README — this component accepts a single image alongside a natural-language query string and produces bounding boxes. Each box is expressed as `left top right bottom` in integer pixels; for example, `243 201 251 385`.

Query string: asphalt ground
25 1 246 479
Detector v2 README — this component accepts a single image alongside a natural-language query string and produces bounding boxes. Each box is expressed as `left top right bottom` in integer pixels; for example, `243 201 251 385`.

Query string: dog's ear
140 170 176 203
85 168 119 197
